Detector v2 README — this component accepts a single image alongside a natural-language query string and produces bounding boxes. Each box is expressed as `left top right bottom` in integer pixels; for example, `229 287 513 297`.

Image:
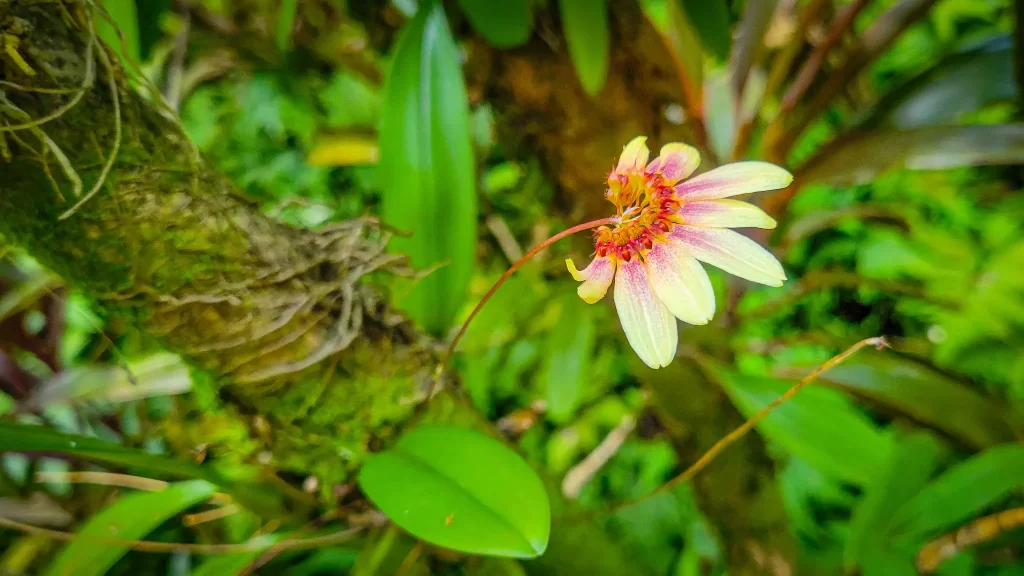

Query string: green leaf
865 35 1014 129
458 0 532 48
707 363 892 486
358 425 550 558
799 124 1024 187
136 0 169 60
845 433 948 571
820 351 1019 449
191 544 276 576
0 422 221 482
541 294 597 423
679 0 730 61
559 0 609 96
46 480 217 576
380 1 477 335
96 0 140 65
277 0 299 51
887 444 1024 542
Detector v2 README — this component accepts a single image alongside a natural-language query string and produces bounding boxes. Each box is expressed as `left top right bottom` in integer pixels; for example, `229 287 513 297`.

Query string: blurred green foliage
3 0 1024 575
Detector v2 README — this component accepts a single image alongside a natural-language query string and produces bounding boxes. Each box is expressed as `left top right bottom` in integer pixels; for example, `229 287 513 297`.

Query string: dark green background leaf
458 0 533 48
559 0 610 96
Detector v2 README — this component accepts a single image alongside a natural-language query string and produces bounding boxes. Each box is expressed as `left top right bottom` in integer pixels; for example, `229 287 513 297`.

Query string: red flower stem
445 216 619 361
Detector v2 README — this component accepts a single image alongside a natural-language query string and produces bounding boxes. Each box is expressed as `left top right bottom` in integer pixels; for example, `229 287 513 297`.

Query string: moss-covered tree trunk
0 2 796 574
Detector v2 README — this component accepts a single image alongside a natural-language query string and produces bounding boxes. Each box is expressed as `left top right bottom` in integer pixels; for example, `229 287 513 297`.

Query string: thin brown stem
779 0 871 115
565 336 886 521
444 216 618 361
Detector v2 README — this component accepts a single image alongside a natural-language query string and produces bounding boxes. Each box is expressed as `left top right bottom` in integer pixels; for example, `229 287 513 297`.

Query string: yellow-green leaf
307 134 380 166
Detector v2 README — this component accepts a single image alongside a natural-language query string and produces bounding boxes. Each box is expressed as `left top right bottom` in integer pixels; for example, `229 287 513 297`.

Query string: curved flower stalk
566 137 792 368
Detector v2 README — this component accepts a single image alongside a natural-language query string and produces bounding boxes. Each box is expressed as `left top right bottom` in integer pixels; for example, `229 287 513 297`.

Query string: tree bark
1 1 797 574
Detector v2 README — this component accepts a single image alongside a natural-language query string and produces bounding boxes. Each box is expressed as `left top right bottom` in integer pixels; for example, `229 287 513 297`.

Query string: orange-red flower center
596 171 681 262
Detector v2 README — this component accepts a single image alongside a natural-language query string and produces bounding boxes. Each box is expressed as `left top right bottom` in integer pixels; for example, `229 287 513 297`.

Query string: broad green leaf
46 480 217 576
559 0 609 96
865 35 1014 129
820 351 1019 449
0 422 220 482
358 425 550 558
887 444 1024 542
96 0 140 65
708 363 892 486
799 124 1024 187
845 433 948 571
541 294 597 423
458 0 532 48
680 0 730 61
380 1 477 335
277 0 298 51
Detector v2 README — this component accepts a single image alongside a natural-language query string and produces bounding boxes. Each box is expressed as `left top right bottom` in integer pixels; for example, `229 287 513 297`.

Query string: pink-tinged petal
613 259 678 369
646 143 701 185
680 199 777 229
674 161 793 201
645 242 715 325
670 226 786 286
615 136 650 173
566 256 616 304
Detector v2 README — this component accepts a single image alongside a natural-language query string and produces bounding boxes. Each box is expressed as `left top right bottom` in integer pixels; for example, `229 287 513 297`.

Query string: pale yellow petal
670 226 786 286
615 136 650 173
613 259 678 368
646 143 701 185
680 199 777 229
566 256 615 304
644 242 715 325
674 161 793 200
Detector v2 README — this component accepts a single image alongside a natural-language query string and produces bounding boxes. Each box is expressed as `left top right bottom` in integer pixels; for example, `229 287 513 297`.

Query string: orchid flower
566 137 791 368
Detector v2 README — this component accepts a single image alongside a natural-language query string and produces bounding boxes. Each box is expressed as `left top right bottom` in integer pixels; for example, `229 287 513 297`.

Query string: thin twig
564 337 887 521
562 415 636 498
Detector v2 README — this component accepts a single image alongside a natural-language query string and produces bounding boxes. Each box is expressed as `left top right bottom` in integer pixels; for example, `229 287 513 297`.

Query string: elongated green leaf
0 422 282 517
191 542 278 576
820 351 1018 449
0 422 219 482
865 35 1014 129
559 0 609 96
680 0 731 60
845 433 948 571
707 363 892 486
887 444 1024 542
458 0 532 48
46 480 217 576
380 2 477 335
277 0 298 51
542 294 597 423
136 0 169 60
799 124 1024 186
358 425 550 558
96 0 140 65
